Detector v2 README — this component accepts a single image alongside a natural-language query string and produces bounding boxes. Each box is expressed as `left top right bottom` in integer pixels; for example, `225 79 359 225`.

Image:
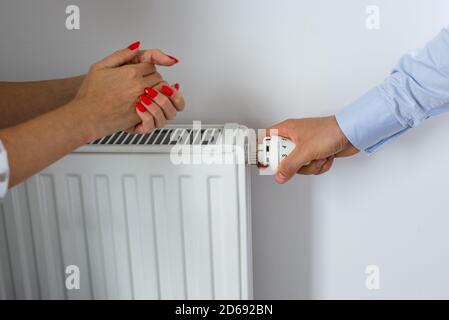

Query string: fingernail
127 41 140 50
275 172 287 184
144 87 158 98
140 94 152 105
174 83 180 90
161 85 174 97
316 159 327 167
135 101 146 112
167 55 179 63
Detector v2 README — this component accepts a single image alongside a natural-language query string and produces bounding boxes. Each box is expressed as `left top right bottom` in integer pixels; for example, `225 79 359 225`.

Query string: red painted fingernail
167 55 179 63
144 87 158 98
140 94 152 105
127 41 140 50
174 83 180 90
135 101 146 112
161 85 174 97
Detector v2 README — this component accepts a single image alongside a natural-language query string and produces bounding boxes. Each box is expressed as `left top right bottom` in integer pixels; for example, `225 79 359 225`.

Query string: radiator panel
0 203 15 299
0 152 252 299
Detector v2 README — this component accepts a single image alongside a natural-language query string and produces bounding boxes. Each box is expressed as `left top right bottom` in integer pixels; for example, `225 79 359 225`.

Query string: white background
1 0 449 299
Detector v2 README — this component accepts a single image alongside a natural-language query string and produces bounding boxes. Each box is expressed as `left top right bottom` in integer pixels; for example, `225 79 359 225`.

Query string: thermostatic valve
257 135 295 171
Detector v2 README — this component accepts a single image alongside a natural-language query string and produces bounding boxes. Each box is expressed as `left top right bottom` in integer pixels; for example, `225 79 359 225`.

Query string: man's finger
138 49 179 66
316 156 335 175
266 125 289 139
95 42 142 69
274 148 311 184
297 159 327 175
268 118 298 138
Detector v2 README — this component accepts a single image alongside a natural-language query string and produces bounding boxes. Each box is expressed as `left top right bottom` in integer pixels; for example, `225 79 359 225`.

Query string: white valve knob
257 135 295 171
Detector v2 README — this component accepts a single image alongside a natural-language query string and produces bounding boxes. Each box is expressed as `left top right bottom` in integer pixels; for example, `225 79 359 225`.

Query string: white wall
1 0 449 299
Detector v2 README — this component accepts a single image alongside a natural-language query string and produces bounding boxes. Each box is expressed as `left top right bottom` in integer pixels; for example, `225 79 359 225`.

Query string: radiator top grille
90 128 221 146
81 124 256 164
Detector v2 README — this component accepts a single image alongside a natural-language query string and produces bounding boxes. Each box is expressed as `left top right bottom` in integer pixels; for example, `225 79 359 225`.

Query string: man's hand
269 116 359 184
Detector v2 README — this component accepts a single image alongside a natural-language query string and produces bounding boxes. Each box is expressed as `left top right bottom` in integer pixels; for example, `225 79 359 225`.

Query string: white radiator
0 123 253 300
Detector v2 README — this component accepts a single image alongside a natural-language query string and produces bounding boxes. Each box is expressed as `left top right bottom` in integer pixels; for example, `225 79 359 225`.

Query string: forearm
0 75 84 128
336 26 449 154
0 99 95 187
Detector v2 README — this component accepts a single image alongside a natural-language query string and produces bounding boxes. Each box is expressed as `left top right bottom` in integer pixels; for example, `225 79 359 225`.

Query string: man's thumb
274 148 310 184
95 41 141 69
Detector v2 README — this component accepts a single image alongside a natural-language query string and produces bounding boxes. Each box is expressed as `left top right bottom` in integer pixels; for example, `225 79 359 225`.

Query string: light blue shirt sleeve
336 26 449 154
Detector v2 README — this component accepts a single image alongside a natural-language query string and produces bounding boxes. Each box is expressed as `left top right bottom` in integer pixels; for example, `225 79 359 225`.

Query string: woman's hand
126 46 185 134
269 116 359 183
74 42 184 139
132 82 185 133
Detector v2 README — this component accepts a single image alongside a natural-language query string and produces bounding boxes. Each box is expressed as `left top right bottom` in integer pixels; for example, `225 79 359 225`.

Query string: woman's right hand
74 42 184 140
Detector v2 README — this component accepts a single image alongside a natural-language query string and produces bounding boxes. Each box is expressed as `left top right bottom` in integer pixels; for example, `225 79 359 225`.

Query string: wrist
329 115 349 149
64 99 99 143
332 115 360 157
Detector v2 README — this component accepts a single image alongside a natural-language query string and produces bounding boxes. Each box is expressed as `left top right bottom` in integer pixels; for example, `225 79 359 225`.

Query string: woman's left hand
125 45 185 134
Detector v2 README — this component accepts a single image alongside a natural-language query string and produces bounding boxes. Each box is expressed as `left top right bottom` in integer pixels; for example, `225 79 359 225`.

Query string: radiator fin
152 175 187 299
92 175 117 299
180 175 214 299
209 176 241 299
32 175 67 299
62 175 93 299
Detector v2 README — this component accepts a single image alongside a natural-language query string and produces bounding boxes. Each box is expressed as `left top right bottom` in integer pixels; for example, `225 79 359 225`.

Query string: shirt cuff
0 140 9 199
335 87 409 155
